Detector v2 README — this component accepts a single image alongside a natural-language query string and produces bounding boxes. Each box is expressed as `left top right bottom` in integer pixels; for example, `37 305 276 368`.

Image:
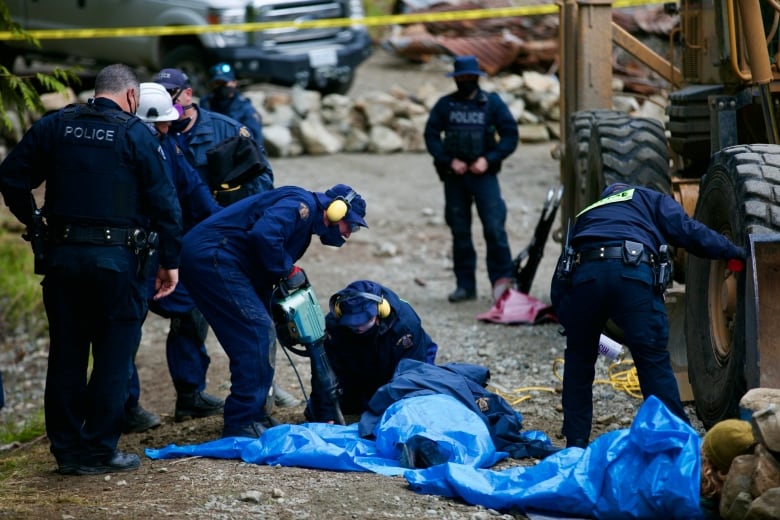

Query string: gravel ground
0 48 705 519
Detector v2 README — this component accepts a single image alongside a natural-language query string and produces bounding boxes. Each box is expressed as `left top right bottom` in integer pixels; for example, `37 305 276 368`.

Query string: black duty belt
576 246 654 265
52 225 142 246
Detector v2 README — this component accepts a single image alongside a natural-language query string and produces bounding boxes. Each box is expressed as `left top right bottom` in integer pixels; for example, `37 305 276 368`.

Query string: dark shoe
61 451 140 476
123 405 161 434
221 417 279 439
566 437 589 449
448 287 476 303
273 384 300 408
175 391 225 422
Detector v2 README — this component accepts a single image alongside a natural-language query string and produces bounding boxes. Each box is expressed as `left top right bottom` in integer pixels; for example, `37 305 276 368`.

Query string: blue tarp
405 396 703 519
146 394 702 519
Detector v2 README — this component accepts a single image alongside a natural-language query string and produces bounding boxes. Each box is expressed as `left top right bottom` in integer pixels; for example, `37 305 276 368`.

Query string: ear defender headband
325 189 357 223
330 291 391 320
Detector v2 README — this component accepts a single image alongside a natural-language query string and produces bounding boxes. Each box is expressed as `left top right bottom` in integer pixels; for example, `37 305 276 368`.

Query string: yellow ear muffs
329 291 391 320
325 190 357 223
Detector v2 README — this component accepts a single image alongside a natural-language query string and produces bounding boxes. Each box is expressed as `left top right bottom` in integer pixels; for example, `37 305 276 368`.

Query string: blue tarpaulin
405 396 703 519
146 394 702 519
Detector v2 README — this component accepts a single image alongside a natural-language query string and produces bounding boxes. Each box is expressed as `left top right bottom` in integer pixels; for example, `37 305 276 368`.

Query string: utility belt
556 240 672 293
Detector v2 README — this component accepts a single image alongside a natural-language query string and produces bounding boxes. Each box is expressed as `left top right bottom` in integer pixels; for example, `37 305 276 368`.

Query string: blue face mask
319 224 346 247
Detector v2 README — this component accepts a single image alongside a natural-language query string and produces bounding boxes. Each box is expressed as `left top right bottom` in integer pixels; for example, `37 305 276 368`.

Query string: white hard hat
138 82 180 122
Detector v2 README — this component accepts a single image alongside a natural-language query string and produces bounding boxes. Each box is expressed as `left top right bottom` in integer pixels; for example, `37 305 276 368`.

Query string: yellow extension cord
489 357 643 406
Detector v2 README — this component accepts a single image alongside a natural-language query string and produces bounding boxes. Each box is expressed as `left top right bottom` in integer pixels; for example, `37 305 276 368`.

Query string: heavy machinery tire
563 109 625 222
586 115 671 196
686 144 780 428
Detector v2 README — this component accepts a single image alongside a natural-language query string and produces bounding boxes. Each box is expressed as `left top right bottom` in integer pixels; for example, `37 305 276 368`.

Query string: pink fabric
476 289 557 325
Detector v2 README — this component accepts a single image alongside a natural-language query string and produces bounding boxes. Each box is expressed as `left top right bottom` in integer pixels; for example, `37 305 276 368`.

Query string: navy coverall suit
127 134 221 407
200 91 264 144
550 186 745 444
180 186 327 431
308 283 439 422
424 88 518 292
0 98 182 467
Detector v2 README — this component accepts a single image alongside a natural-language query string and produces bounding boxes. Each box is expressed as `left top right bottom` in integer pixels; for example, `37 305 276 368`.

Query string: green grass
0 217 45 338
0 409 46 446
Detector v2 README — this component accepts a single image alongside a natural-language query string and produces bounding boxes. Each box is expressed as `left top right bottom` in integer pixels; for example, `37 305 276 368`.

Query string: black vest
46 103 139 225
442 92 496 162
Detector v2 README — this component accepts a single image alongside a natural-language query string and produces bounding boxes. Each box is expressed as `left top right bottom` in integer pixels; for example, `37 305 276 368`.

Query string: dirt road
0 49 664 519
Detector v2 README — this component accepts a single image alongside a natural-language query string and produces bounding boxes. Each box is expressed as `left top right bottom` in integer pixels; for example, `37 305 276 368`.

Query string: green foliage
0 409 45 446
0 3 80 132
0 219 45 338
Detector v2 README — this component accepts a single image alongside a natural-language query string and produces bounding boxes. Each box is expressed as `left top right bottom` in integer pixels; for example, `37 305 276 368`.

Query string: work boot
448 287 476 303
221 416 280 439
59 451 141 476
566 437 589 449
273 384 300 408
175 390 225 422
123 405 161 434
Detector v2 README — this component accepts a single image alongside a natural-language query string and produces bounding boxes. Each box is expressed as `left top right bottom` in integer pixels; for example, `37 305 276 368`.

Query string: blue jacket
310 284 438 420
424 88 518 176
200 92 263 144
571 186 744 259
0 98 182 268
182 185 326 294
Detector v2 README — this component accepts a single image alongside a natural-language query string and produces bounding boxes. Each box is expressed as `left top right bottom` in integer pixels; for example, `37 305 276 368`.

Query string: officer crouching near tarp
550 183 746 450
0 64 183 476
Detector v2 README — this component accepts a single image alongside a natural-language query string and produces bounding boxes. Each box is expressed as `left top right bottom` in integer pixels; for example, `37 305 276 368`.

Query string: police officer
199 62 264 144
0 64 183 475
180 184 368 438
550 183 747 449
123 82 224 433
306 280 439 423
424 55 519 304
153 68 273 194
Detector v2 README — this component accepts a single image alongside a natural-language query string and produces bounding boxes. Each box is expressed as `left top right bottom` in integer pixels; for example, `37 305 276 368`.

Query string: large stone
752 403 780 453
367 125 403 154
745 487 780 519
299 115 343 155
720 454 757 520
263 125 295 157
740 388 780 415
751 444 780 497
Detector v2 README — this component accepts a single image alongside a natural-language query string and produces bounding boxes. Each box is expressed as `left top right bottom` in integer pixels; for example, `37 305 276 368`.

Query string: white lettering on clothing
449 111 485 125
64 125 116 142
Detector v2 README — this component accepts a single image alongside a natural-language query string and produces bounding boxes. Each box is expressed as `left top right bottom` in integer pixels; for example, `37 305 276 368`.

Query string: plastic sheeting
146 393 506 476
405 396 703 519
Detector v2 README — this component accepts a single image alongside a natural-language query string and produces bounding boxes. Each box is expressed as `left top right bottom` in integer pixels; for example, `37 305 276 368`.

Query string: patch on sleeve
396 334 413 350
239 126 251 138
298 202 310 220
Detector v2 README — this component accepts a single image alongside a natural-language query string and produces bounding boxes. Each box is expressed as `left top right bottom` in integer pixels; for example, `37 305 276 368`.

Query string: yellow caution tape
0 0 670 41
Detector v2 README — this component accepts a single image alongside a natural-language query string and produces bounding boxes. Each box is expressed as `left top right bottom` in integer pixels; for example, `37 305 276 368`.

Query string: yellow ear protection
325 189 357 223
330 291 391 320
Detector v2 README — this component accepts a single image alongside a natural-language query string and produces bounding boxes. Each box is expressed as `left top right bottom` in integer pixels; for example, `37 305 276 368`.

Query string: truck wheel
586 115 671 196
160 45 209 95
686 144 780 428
563 109 624 222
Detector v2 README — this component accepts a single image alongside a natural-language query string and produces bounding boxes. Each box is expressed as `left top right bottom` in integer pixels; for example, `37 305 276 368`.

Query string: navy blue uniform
550 185 745 446
308 283 439 422
180 186 357 433
0 98 182 468
200 91 264 145
172 105 273 195
127 134 221 411
424 88 518 294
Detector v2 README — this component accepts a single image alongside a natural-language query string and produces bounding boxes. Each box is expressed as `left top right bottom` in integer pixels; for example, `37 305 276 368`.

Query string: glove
282 265 306 292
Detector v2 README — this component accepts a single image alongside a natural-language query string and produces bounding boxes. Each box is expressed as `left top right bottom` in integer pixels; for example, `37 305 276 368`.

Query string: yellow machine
558 0 780 427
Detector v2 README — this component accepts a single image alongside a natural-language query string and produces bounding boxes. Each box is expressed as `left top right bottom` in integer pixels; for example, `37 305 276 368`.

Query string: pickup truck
3 0 373 94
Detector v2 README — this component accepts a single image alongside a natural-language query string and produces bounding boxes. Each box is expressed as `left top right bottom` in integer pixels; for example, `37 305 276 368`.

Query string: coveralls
127 134 221 410
200 89 264 144
424 88 518 294
307 282 439 422
0 98 182 468
180 186 346 432
550 185 745 446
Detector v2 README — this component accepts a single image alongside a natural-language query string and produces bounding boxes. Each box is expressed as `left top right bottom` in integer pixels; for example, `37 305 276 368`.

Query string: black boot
175 391 224 422
123 405 161 434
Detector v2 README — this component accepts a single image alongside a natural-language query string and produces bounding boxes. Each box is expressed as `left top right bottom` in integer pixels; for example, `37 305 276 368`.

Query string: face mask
456 80 479 98
169 117 191 133
319 225 346 247
215 85 236 99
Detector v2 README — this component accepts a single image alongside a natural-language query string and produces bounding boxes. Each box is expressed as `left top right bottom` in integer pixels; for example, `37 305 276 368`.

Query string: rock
751 444 780 497
745 487 780 519
240 490 263 503
752 403 780 453
720 454 756 519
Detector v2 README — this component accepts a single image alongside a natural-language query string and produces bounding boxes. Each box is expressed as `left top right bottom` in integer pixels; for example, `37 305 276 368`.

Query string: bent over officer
550 183 746 449
180 184 368 438
306 280 438 423
0 64 182 475
424 55 519 304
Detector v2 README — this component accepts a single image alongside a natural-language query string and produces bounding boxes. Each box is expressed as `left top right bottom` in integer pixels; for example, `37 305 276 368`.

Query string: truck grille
251 1 345 44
